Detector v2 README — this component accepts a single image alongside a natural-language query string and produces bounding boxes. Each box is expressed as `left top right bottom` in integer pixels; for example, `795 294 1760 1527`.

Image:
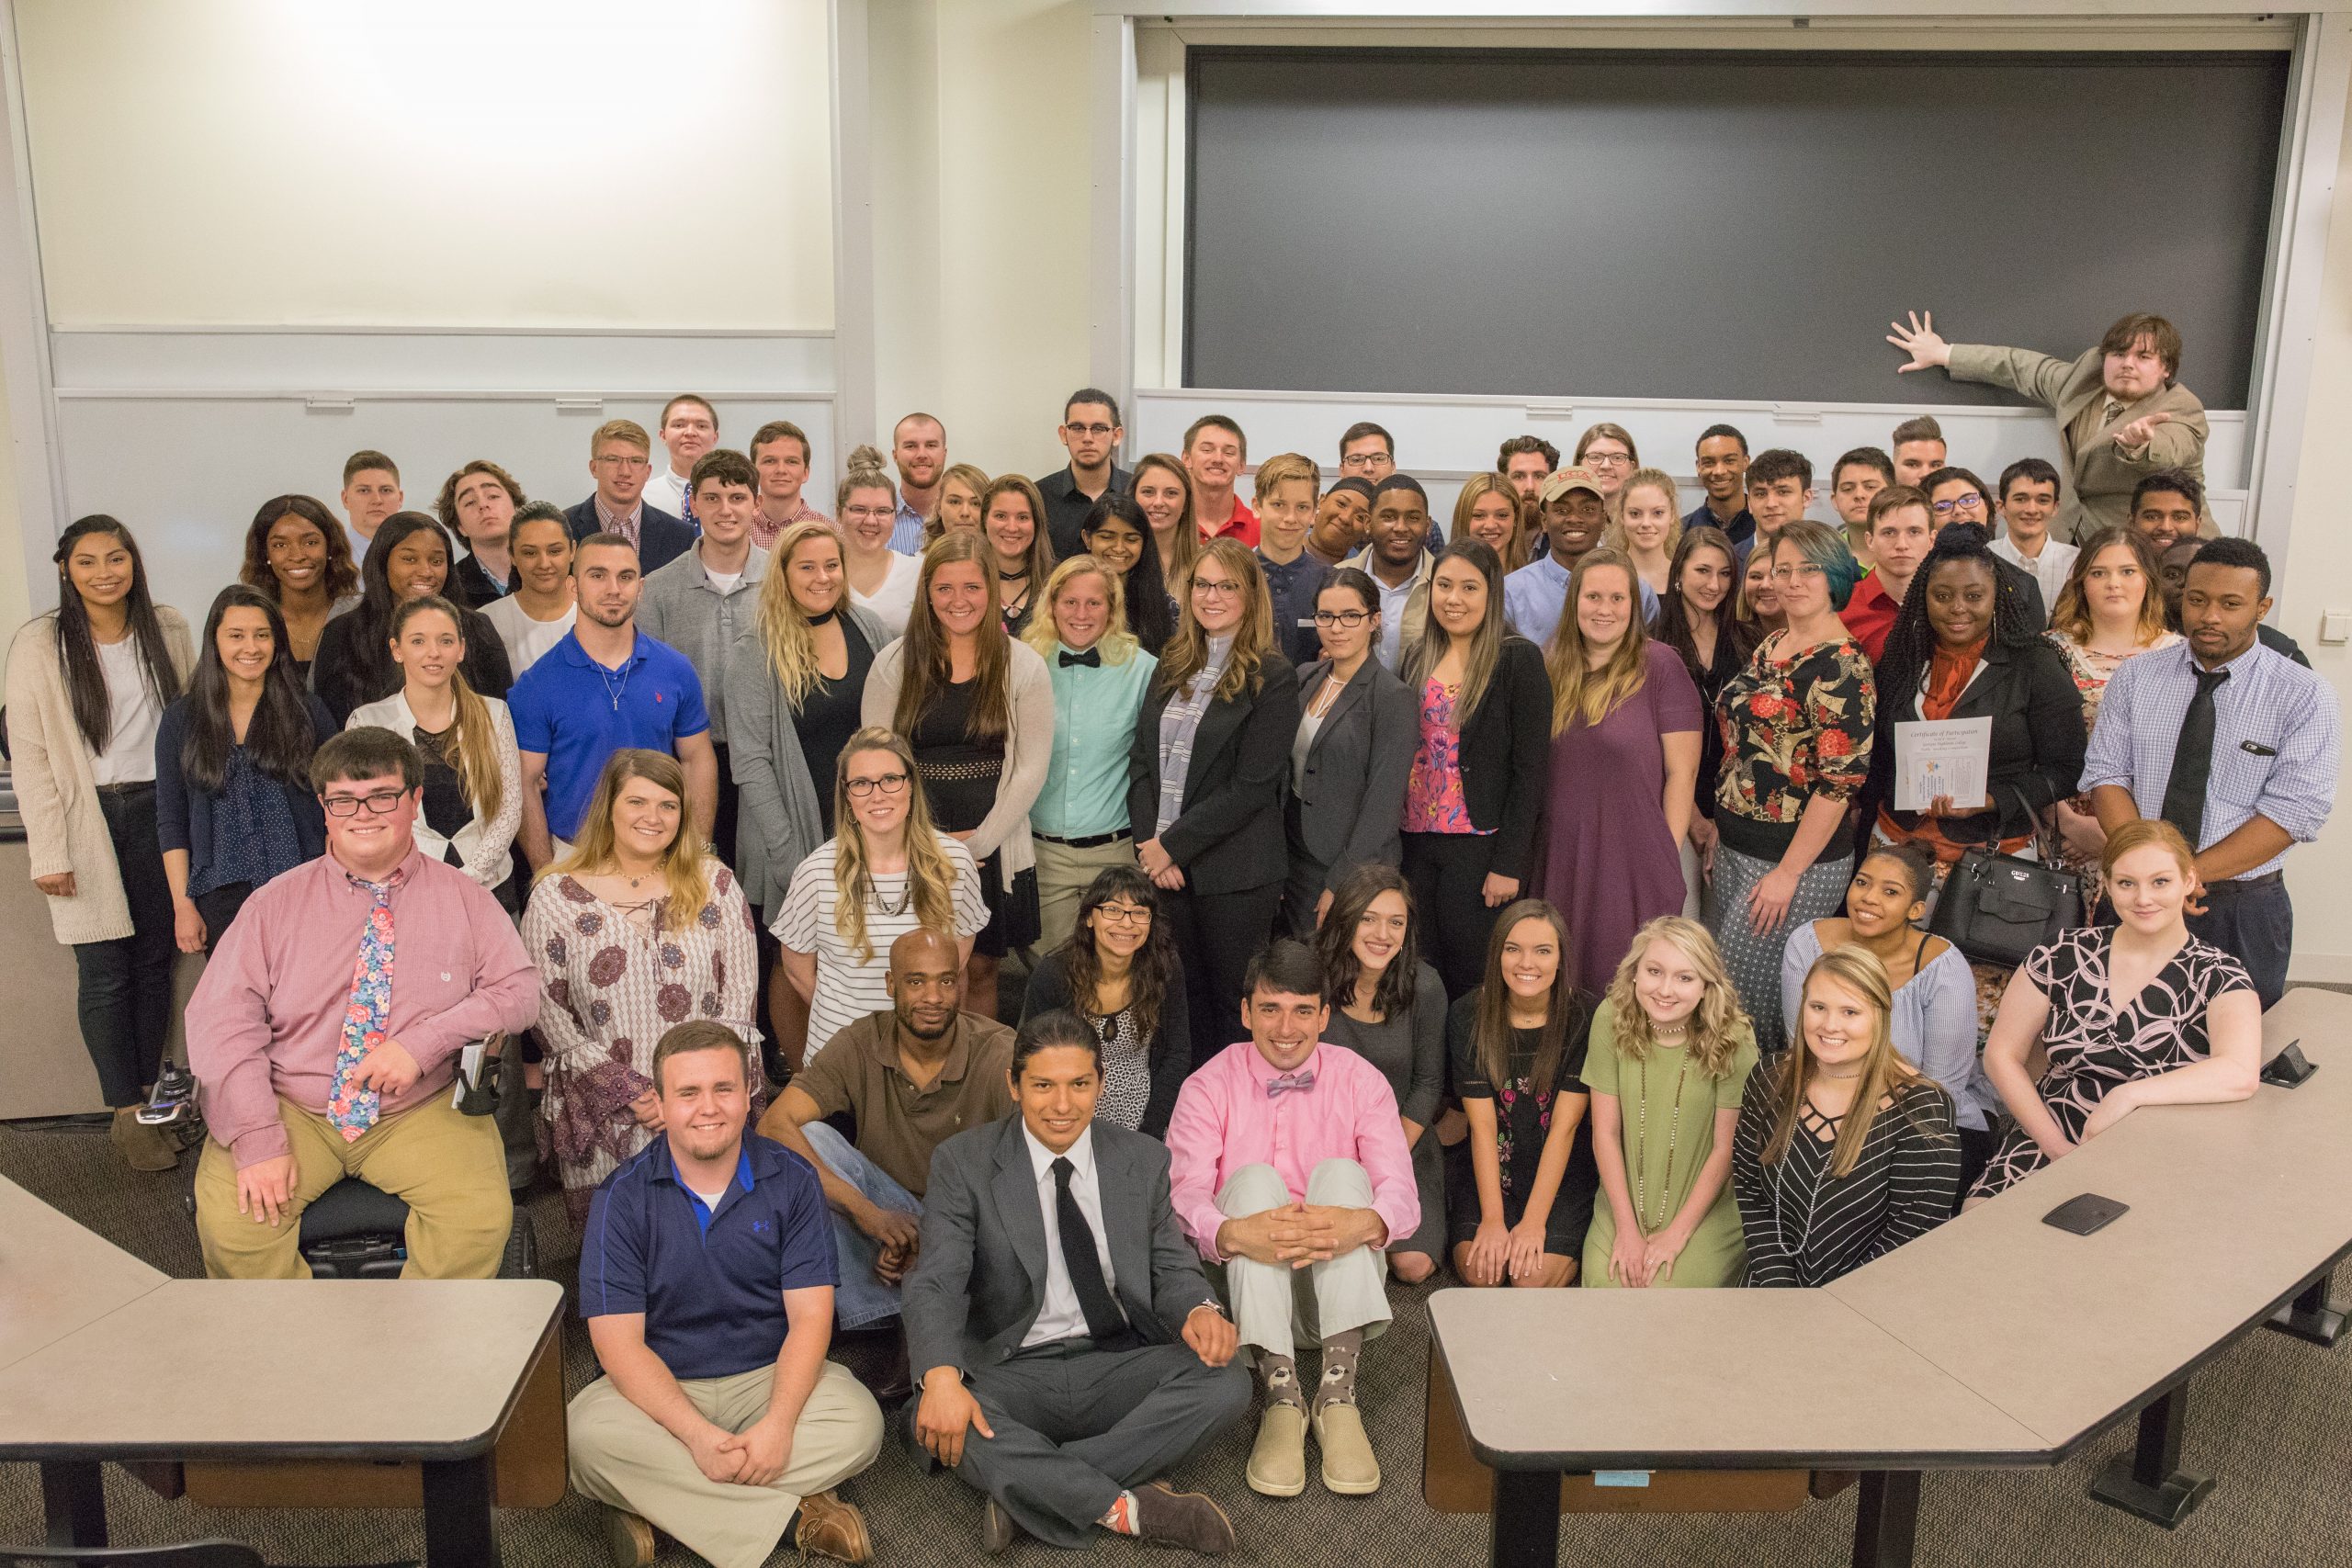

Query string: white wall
16 0 835 330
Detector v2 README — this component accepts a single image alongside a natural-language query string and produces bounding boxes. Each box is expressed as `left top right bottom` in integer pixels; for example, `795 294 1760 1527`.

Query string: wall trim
46 323 835 339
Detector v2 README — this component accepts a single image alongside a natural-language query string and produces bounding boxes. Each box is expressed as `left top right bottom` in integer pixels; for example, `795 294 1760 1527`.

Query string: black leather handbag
1928 850 2083 968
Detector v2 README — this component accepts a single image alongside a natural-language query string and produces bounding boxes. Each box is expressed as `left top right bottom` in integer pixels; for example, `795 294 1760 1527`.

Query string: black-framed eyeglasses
1094 903 1153 927
1314 608 1372 628
1063 423 1117 439
1931 495 1987 514
321 789 406 818
845 772 911 798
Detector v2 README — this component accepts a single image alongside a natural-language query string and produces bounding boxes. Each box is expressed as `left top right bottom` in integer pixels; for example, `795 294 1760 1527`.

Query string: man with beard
889 412 948 553
756 929 1015 1382
1340 473 1438 668
1041 389 1133 558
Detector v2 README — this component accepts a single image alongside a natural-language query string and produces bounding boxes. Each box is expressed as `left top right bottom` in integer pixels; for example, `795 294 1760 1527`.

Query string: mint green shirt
1031 642 1157 838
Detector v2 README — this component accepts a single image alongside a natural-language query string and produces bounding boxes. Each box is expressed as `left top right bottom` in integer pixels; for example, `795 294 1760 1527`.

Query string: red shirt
1843 573 1901 662
1198 495 1259 549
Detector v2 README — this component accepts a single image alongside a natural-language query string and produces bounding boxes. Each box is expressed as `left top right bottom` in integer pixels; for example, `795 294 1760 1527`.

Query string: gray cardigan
723 604 887 912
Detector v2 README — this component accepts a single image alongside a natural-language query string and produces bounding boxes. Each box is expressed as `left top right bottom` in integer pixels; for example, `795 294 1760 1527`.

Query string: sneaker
1245 1403 1307 1497
1311 1401 1380 1495
601 1505 654 1568
794 1489 872 1563
1132 1482 1237 1554
109 1106 179 1172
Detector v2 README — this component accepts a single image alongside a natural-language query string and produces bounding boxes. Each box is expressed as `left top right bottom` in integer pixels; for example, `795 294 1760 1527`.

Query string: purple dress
1534 641 1703 992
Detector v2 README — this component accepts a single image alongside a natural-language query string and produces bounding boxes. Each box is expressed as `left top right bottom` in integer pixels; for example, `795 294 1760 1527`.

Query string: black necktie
1058 648 1101 669
2159 667 2232 848
1050 1156 1126 1344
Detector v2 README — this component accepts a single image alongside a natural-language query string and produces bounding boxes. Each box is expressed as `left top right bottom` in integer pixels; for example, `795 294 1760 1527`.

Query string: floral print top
1403 676 1486 835
1713 631 1875 849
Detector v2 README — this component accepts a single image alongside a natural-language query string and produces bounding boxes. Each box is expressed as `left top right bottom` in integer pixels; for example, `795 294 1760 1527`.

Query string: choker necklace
805 605 839 626
1000 566 1032 583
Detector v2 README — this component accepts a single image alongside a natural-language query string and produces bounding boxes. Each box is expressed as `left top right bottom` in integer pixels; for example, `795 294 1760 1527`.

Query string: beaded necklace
1631 1037 1692 1233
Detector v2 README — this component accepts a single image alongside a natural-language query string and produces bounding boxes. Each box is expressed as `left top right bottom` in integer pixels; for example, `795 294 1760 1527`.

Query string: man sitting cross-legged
906 1010 1251 1555
1165 939 1419 1499
570 1021 884 1568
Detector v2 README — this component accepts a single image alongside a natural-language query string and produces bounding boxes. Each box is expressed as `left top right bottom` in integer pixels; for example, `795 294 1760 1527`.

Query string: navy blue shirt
1258 548 1334 667
580 1134 837 1382
1683 500 1756 548
508 628 709 840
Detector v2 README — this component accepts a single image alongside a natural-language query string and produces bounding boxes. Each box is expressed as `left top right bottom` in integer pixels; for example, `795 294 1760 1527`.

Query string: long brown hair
830 728 959 963
1544 547 1651 733
1156 537 1272 705
389 595 504 822
979 473 1056 594
1057 863 1174 1048
894 531 1011 743
2049 525 2169 647
1600 915 1748 1078
1653 525 1757 678
546 749 711 929
241 495 359 604
1765 944 1945 1178
1469 899 1585 1100
752 520 847 706
1400 538 1506 729
51 516 183 754
1450 471 1530 573
1316 863 1423 1024
1133 452 1200 592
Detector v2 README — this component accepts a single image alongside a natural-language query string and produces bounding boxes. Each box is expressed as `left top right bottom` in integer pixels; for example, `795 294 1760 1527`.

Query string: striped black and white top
1732 1071 1960 1288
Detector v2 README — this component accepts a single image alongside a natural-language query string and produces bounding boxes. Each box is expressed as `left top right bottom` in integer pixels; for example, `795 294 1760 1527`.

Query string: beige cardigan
6 607 196 944
861 637 1053 880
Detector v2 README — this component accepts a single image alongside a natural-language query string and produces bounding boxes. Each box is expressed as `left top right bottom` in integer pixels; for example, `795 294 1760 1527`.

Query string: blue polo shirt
508 628 709 840
580 1134 837 1382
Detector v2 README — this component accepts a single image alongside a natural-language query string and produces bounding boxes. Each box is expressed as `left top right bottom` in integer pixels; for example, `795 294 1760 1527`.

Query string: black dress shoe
980 1495 1020 1554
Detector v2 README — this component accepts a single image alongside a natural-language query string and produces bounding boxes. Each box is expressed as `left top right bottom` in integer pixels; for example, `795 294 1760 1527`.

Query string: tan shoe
1311 1401 1381 1495
1245 1402 1307 1497
795 1489 873 1564
110 1107 178 1172
600 1505 654 1568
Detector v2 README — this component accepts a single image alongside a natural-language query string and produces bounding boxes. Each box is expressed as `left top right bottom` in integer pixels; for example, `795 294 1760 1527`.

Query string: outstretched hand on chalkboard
1887 310 1952 373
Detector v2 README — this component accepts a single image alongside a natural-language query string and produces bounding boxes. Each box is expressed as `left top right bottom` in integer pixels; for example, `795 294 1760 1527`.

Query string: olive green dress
1578 998 1758 1289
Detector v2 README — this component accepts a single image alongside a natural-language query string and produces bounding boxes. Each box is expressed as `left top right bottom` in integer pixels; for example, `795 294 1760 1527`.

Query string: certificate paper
1894 716 1992 812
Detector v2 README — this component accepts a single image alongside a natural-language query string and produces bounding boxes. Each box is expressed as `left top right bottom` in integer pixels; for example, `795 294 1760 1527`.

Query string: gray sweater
638 543 769 745
723 604 888 913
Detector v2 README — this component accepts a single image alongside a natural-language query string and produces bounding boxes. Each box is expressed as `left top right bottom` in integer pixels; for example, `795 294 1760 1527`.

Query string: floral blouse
1403 676 1484 834
1714 632 1875 826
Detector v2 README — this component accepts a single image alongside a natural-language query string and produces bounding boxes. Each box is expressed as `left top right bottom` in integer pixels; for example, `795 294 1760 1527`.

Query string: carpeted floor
3 1114 2346 1568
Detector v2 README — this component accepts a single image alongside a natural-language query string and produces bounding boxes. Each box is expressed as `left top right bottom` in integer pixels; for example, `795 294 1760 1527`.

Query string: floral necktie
325 877 397 1140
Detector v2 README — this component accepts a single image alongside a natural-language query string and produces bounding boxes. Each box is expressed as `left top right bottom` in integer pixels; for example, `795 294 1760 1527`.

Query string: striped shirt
1732 1075 1960 1288
770 833 989 1059
1155 637 1230 836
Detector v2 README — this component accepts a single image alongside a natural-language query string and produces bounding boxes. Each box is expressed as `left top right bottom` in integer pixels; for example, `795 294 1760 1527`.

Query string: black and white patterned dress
1968 927 2253 1203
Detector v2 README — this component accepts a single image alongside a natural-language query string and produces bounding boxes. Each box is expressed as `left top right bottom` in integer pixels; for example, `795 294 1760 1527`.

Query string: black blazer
1126 653 1302 897
1021 950 1188 1137
1292 657 1415 889
901 1114 1220 1376
1855 637 2086 856
1444 636 1553 883
562 496 695 575
446 551 510 611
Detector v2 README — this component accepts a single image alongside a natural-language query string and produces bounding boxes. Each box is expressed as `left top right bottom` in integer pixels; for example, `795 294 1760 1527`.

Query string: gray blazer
1293 656 1416 893
722 604 887 911
903 1114 1219 1378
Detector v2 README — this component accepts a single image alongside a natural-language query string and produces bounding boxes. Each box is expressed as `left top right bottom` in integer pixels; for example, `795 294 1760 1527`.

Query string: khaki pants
569 1360 885 1568
193 1093 511 1280
1032 835 1138 954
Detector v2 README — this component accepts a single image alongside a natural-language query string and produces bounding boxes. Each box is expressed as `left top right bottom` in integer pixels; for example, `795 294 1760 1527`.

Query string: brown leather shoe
110 1107 178 1172
600 1505 654 1568
795 1490 873 1563
1132 1482 1237 1555
979 1495 1020 1554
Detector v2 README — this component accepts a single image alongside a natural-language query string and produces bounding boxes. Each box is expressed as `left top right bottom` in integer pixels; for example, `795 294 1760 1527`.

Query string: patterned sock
1257 1352 1306 1410
1099 1490 1139 1535
1316 1330 1364 1413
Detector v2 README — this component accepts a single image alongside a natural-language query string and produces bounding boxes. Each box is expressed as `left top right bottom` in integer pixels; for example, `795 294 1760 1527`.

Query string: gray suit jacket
903 1114 1219 1378
1293 657 1416 893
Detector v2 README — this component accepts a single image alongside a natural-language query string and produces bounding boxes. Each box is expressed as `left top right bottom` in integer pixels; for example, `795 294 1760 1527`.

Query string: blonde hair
751 520 846 706
830 728 959 963
1251 452 1320 504
591 418 651 456
389 596 503 823
1601 915 1750 1079
836 445 896 517
1544 547 1652 733
1451 472 1531 573
1021 554 1140 667
1607 468 1684 560
546 749 711 929
1767 945 1945 1179
1157 538 1272 705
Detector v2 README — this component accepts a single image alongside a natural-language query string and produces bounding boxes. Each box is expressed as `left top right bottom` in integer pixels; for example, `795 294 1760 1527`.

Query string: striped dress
1732 1071 1961 1287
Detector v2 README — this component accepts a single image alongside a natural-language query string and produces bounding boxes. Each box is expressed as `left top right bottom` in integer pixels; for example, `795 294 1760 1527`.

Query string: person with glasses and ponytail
349 595 523 911
156 586 335 955
8 516 193 1168
1283 568 1414 937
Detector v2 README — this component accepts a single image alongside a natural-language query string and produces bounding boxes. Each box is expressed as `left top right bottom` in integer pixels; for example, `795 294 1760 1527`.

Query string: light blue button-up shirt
888 500 930 556
1502 550 1658 649
1032 642 1159 839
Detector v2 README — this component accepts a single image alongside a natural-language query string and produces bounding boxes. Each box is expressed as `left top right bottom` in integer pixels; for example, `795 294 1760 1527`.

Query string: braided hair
1874 523 2040 709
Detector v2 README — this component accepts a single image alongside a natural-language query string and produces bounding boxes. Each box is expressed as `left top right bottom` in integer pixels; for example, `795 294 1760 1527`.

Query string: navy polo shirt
580 1134 837 1382
507 628 709 840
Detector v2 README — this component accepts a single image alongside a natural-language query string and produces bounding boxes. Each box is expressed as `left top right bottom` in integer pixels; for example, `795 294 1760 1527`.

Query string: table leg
1850 1470 1920 1568
40 1460 107 1548
2265 1275 2347 1348
2087 1383 2214 1528
422 1454 500 1568
1487 1467 1560 1568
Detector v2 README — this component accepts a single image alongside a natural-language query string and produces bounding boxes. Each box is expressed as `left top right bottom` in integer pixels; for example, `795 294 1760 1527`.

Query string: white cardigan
345 691 523 888
860 637 1053 879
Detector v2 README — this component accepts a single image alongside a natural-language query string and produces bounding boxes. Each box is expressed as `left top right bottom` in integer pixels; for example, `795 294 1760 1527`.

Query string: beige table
0 1175 167 1372
0 1277 564 1565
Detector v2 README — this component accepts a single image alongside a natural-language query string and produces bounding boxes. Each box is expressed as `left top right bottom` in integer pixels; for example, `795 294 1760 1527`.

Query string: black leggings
1402 830 1508 1001
1162 881 1284 1072
73 784 176 1108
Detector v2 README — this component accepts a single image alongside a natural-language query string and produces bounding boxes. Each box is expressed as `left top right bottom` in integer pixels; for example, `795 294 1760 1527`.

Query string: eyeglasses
1770 563 1826 583
1338 453 1388 471
1094 903 1153 927
322 789 405 818
1192 578 1242 598
845 772 910 798
594 454 652 470
1931 495 1987 515
843 504 896 522
1581 451 1634 468
1063 423 1116 439
1313 608 1371 628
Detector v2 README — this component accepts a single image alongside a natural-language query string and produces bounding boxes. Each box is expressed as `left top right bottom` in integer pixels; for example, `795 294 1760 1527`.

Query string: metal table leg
422 1453 501 1568
1851 1470 1920 1568
1488 1466 1560 1568
40 1460 107 1548
2087 1382 2214 1527
2266 1275 2347 1348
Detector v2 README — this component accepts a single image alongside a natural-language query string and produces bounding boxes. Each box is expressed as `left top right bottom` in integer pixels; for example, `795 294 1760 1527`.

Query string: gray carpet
3 1114 2346 1568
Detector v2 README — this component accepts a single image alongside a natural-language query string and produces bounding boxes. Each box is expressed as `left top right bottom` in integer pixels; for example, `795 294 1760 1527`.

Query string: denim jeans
800 1122 922 1328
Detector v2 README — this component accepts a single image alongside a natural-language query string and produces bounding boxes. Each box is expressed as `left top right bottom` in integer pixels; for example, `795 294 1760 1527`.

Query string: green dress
1578 998 1758 1289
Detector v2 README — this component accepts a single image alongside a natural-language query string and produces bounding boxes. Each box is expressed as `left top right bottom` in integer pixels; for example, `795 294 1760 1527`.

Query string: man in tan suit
1884 310 2210 541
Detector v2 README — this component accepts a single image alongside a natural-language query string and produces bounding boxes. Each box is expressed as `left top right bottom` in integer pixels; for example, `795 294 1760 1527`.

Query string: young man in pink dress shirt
186 727 540 1280
1163 940 1417 1502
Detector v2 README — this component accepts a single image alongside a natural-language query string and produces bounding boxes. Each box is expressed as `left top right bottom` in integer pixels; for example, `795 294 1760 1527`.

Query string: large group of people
5 314 2337 1565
